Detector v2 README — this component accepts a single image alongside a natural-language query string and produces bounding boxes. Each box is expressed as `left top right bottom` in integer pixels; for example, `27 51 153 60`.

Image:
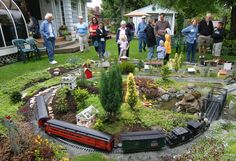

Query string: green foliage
138 107 197 131
73 88 89 109
93 118 104 131
125 73 138 109
155 78 176 89
54 87 70 114
10 91 22 104
119 62 135 74
77 71 88 88
137 60 144 71
160 65 171 80
173 53 180 72
99 65 123 120
72 153 116 161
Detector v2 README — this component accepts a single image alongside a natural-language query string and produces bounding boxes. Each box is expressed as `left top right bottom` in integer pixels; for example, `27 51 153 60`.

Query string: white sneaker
50 60 57 64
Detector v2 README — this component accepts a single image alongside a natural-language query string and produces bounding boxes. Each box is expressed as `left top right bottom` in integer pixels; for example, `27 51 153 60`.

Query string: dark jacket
212 28 224 43
198 19 214 36
96 28 107 42
116 27 132 42
144 24 156 47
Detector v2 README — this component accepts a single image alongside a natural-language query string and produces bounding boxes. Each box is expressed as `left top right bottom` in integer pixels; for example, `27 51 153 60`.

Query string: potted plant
58 25 68 37
62 31 72 41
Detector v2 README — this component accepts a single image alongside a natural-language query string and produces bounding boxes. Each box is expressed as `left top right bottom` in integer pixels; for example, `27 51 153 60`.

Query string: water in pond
152 98 180 111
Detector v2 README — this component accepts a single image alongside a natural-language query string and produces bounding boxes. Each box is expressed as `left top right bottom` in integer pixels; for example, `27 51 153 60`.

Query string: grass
72 153 116 161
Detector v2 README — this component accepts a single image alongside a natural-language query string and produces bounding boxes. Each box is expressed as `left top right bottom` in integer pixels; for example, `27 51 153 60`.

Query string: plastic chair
26 37 46 60
12 39 34 63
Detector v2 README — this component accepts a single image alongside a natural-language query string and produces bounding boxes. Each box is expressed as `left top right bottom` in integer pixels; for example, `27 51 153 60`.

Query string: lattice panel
0 53 18 65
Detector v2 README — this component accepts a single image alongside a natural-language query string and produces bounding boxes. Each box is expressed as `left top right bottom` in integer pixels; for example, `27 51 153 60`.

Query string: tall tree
102 0 152 19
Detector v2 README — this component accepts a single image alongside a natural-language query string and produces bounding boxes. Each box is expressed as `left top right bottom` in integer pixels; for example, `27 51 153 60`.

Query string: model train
35 87 227 153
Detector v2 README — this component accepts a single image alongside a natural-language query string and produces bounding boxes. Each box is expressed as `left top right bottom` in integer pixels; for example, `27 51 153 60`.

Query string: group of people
137 13 172 64
39 12 224 65
137 12 224 64
182 13 224 63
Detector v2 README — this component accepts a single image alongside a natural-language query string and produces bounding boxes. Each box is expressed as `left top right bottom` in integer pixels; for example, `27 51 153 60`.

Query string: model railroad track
35 87 229 154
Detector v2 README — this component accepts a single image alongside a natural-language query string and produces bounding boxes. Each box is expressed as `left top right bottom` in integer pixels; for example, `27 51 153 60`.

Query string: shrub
119 62 135 74
73 88 89 109
99 65 123 121
10 91 22 104
77 71 88 88
125 73 138 109
137 60 144 71
173 53 180 72
160 65 171 80
54 87 70 114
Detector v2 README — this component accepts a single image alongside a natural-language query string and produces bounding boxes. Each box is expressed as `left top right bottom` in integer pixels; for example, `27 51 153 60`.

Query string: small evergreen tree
125 73 138 109
73 88 89 109
179 52 184 68
161 65 171 80
99 65 123 120
173 53 180 72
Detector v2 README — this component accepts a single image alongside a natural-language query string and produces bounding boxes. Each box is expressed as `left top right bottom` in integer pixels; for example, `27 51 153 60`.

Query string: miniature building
60 75 77 90
76 105 98 128
84 68 92 79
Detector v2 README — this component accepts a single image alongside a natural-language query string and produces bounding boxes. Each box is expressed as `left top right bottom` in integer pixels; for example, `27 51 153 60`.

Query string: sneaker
50 60 57 64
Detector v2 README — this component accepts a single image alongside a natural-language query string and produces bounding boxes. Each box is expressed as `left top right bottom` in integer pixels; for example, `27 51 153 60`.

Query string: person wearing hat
137 16 147 53
116 20 132 57
75 16 89 53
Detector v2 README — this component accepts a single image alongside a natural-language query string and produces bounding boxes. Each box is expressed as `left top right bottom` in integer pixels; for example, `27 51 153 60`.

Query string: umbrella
125 11 150 17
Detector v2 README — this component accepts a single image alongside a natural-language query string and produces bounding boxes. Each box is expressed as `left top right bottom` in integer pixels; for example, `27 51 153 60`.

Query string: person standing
144 19 156 60
212 21 224 60
181 18 198 63
96 22 107 60
198 13 214 54
155 13 171 46
126 17 135 40
89 17 99 53
75 16 89 53
40 13 57 64
137 16 147 52
116 21 132 57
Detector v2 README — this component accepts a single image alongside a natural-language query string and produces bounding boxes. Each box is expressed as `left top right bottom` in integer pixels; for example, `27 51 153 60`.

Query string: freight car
121 130 165 153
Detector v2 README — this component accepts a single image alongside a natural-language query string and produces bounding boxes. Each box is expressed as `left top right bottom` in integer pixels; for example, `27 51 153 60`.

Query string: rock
158 87 167 95
187 83 195 89
184 93 195 101
53 68 60 76
168 88 176 93
191 91 202 99
161 94 170 102
176 92 184 99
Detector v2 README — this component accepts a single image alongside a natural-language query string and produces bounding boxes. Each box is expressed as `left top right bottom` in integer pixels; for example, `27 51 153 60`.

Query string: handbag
93 40 99 47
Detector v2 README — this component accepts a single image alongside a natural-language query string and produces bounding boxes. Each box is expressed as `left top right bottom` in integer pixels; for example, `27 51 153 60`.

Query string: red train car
44 119 114 152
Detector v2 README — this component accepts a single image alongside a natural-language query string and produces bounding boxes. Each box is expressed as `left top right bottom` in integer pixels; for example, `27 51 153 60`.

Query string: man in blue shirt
40 13 57 64
75 16 89 53
137 16 147 53
181 19 198 63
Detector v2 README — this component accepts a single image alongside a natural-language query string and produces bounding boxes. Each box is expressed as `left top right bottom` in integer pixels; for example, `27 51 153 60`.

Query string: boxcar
166 127 192 147
121 130 166 153
35 96 50 127
44 119 114 151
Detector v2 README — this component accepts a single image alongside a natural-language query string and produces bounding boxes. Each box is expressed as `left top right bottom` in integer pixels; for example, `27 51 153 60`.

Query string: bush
99 65 123 120
125 73 138 109
119 62 135 74
160 65 171 80
77 71 88 88
73 88 89 109
54 87 70 114
10 91 22 104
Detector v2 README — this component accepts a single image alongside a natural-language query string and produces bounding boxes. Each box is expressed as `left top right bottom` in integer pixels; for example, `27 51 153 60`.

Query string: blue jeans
98 41 106 58
147 46 155 60
138 34 146 52
156 36 165 46
44 37 55 62
186 41 196 63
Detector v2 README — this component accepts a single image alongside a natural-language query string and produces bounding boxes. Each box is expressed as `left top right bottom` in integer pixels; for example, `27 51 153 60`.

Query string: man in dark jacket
212 21 224 60
198 13 214 54
144 19 156 60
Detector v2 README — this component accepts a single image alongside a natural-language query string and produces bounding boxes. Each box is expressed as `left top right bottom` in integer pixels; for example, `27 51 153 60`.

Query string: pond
152 98 180 111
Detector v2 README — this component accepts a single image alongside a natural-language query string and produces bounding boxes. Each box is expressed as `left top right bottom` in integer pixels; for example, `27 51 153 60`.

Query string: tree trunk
230 4 236 34
120 0 125 20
